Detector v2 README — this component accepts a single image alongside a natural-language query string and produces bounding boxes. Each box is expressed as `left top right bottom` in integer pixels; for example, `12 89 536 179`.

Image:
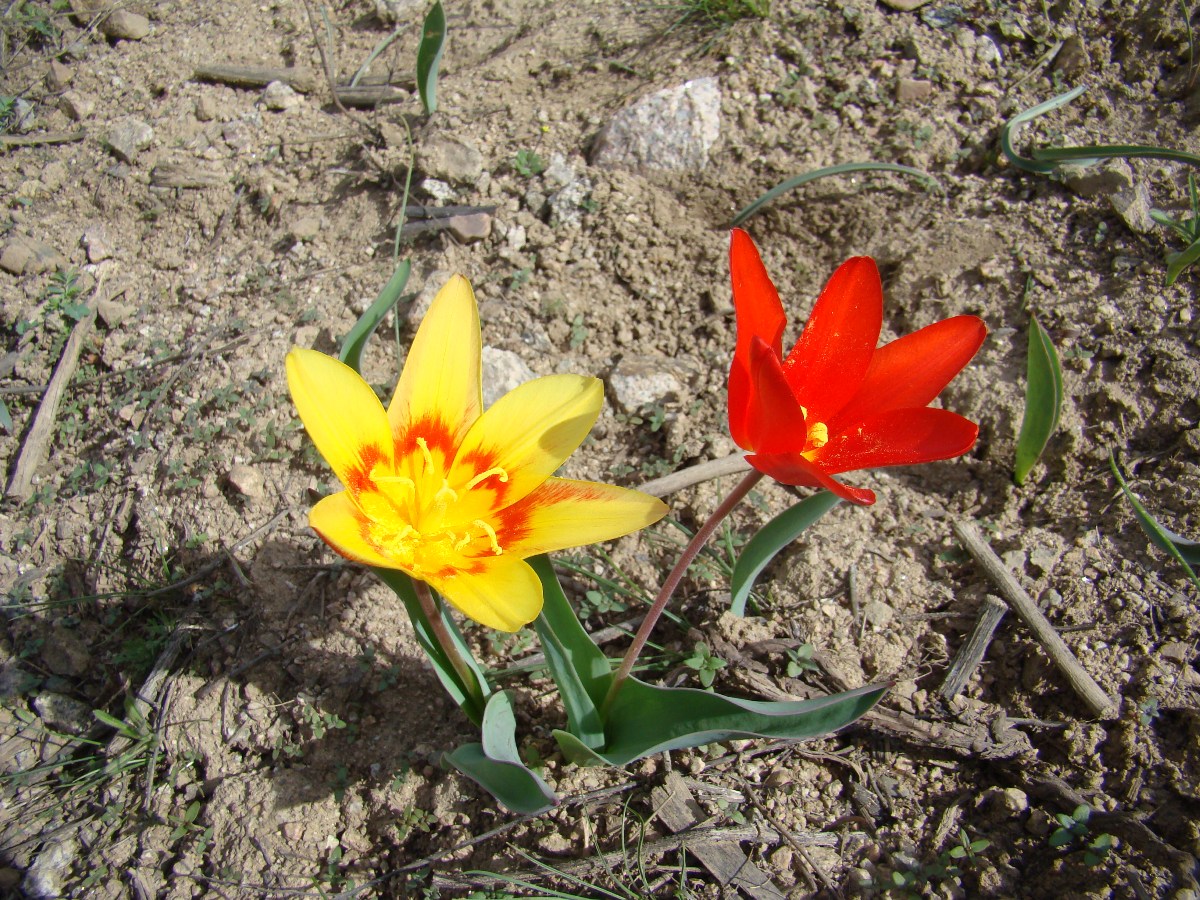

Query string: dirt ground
1 0 1198 896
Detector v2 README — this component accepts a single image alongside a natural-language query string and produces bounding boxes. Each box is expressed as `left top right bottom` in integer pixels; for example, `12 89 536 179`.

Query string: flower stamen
416 436 436 473
466 466 509 490
807 421 829 449
474 519 502 555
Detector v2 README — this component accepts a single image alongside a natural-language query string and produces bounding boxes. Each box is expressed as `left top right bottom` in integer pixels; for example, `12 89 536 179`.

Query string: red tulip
728 228 986 505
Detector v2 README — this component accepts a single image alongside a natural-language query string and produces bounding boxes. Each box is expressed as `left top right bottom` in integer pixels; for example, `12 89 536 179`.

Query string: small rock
280 822 303 843
1063 159 1133 198
33 691 93 734
58 90 94 121
293 324 319 348
1052 34 1088 78
10 98 35 132
262 80 302 111
41 162 68 192
592 77 720 173
100 9 150 40
1159 642 1194 664
226 464 264 500
81 225 113 262
416 135 484 185
195 94 218 122
975 35 1002 66
96 297 135 328
46 60 73 90
607 356 683 412
373 0 424 21
862 600 895 628
419 178 456 202
0 237 68 275
1110 183 1153 234
41 626 92 677
447 212 491 243
105 118 154 163
981 787 1028 818
1025 808 1052 836
896 77 933 102
291 216 321 242
481 346 534 408
23 836 79 899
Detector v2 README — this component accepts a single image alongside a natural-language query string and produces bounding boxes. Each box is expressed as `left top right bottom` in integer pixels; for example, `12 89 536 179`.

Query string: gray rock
481 347 535 408
862 600 895 628
608 356 683 413
33 692 93 734
96 297 135 327
195 93 218 122
58 90 94 121
447 212 491 243
100 9 150 40
81 224 113 262
227 464 264 500
420 177 456 202
592 77 720 172
407 269 453 327
0 237 68 275
10 98 35 133
262 80 302 111
1052 34 1088 78
543 154 594 227
23 835 80 899
1063 159 1133 198
105 118 154 163
41 626 91 677
46 60 73 91
1111 183 1153 234
416 136 484 185
896 78 933 102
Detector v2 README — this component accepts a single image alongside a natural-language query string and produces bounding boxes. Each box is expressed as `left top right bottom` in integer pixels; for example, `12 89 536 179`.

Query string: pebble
416 135 484 185
481 346 534 408
896 77 933 102
97 297 135 328
195 94 218 122
262 80 302 111
0 237 68 275
420 178 456 202
607 355 683 412
447 212 491 243
1110 183 1153 234
100 9 151 40
41 626 92 677
58 90 94 121
862 599 895 628
105 118 154 163
227 464 265 500
291 216 321 242
1053 34 1089 78
33 691 93 734
82 224 113 262
22 836 79 899
46 60 73 90
591 77 721 173
1063 159 1133 198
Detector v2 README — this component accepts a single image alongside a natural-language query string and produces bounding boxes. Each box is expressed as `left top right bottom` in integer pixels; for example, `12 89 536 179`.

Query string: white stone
592 77 721 173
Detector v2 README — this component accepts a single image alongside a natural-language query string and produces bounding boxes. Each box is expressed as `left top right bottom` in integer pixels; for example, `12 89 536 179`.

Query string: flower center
363 435 512 574
799 406 829 455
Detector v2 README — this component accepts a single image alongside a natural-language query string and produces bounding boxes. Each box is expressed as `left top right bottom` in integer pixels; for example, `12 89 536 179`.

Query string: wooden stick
638 453 751 497
0 130 86 147
192 64 318 93
6 301 96 500
939 594 1008 700
951 520 1118 719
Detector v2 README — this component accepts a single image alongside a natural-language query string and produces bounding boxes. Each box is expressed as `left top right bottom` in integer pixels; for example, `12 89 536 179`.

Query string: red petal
781 257 882 423
829 316 986 432
728 229 787 447
819 408 979 474
747 451 877 505
745 336 807 455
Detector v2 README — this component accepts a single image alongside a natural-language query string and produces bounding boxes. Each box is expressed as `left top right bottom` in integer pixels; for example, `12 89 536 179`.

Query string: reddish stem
603 468 764 714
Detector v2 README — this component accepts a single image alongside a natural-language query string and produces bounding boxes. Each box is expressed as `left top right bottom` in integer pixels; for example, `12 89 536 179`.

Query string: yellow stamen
466 466 510 490
435 479 459 506
474 519 502 555
808 421 829 449
371 474 416 490
416 436 436 472
454 532 472 551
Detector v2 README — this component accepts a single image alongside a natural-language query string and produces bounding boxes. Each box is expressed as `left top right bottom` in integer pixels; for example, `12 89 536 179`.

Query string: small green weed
784 642 818 676
513 149 547 177
889 829 991 897
568 313 588 349
671 0 769 30
682 641 726 687
396 805 437 839
1150 173 1200 285
300 702 346 740
1048 804 1115 865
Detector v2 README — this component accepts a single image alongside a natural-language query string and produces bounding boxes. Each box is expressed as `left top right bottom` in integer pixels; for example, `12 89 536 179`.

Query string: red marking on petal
344 443 385 496
394 415 458 460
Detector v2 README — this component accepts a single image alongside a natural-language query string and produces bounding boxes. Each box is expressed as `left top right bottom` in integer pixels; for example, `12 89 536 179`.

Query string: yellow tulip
287 274 667 631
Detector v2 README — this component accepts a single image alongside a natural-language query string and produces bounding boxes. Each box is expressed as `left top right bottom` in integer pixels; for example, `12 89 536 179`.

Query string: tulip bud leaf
1014 316 1063 485
339 259 411 375
416 1 446 115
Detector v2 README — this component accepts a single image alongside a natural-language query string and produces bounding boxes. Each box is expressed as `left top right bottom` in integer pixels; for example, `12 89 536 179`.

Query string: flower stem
603 468 764 714
413 579 484 708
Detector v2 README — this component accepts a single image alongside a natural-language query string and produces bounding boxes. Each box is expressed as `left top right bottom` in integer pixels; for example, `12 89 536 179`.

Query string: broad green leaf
732 162 940 227
529 556 611 709
1109 452 1200 589
554 678 887 767
534 613 604 749
375 568 490 724
1165 239 1200 285
416 1 447 116
1014 316 1063 485
730 491 842 615
445 691 558 815
339 259 411 375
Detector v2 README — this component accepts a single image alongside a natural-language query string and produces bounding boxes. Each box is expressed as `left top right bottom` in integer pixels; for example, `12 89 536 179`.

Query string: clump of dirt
1 0 1198 896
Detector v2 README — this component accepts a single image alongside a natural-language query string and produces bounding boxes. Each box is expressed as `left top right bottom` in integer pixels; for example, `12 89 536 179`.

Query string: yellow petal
387 274 482 447
428 555 543 632
309 492 397 568
287 349 394 493
446 374 603 523
495 477 667 556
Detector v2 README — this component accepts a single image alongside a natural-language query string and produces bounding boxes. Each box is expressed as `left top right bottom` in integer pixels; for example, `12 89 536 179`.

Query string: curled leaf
338 259 411 375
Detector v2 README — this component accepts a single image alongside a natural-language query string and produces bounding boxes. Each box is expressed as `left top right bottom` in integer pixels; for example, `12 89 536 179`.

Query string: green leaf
732 162 940 227
1108 452 1200 589
1014 316 1063 485
534 610 605 749
529 556 611 710
729 491 842 615
554 677 886 767
338 259 411 375
416 1 446 116
0 396 11 433
374 568 491 725
1164 238 1200 285
444 691 559 815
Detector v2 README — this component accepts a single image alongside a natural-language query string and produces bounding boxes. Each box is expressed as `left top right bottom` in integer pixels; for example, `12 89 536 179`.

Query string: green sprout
1150 173 1200 285
513 149 547 177
682 641 726 688
1048 804 1116 866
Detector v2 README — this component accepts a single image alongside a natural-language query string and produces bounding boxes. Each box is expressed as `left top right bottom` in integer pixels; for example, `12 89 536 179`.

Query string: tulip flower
287 275 666 632
728 228 986 505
